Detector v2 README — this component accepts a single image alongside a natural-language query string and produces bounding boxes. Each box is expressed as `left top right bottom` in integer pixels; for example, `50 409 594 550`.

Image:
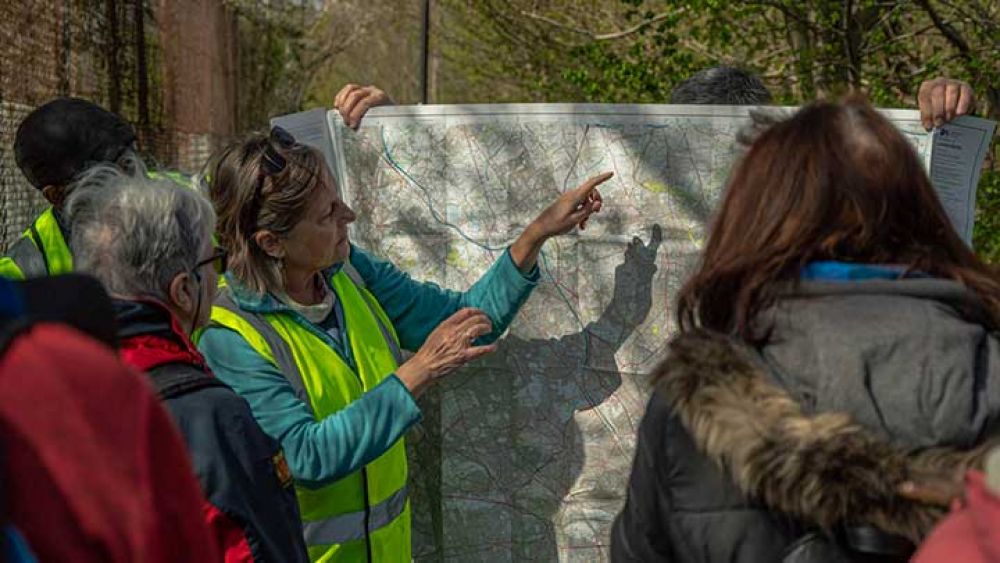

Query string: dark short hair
670 67 772 105
14 97 136 189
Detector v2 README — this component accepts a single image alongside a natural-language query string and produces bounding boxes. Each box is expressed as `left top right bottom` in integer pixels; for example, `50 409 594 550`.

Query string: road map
274 104 995 561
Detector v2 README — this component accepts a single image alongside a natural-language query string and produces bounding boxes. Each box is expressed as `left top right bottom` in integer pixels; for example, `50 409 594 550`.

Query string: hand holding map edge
333 84 394 129
918 78 976 130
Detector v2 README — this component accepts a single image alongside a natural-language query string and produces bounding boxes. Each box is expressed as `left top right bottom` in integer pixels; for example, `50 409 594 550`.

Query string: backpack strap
147 362 229 401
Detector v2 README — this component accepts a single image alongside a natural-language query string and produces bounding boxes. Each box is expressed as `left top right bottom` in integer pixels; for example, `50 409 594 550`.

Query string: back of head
670 67 772 105
678 95 1000 338
65 165 215 302
205 132 326 295
15 98 138 190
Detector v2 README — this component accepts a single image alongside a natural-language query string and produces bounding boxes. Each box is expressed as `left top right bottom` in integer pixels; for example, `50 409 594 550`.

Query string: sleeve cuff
380 374 423 425
501 247 541 284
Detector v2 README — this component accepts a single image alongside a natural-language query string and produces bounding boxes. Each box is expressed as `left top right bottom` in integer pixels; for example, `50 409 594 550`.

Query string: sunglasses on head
193 246 229 276
260 125 296 176
248 126 298 229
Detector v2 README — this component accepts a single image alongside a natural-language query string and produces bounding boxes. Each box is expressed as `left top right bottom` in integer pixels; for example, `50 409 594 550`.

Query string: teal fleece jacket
198 244 539 489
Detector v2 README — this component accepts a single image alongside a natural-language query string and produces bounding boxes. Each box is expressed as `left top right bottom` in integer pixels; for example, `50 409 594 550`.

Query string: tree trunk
135 0 150 139
843 0 862 90
783 9 815 100
106 0 121 113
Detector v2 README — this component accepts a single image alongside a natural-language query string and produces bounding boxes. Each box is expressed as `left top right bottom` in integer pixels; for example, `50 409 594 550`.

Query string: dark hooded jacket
115 299 308 563
612 277 1000 562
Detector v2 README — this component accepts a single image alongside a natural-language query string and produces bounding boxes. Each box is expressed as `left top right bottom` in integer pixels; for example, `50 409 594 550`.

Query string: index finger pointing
571 172 614 202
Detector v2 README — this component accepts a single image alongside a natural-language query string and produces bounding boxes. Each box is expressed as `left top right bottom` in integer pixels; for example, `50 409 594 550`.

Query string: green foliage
975 167 1000 262
437 0 1000 260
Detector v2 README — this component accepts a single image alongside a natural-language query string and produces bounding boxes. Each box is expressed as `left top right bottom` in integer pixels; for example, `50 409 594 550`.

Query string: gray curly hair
65 164 216 301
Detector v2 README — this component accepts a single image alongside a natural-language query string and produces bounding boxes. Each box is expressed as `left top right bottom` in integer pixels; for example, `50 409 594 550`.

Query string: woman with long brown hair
612 96 1000 562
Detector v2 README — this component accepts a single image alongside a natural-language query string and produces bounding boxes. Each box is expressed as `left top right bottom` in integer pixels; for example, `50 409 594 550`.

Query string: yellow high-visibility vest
210 264 410 562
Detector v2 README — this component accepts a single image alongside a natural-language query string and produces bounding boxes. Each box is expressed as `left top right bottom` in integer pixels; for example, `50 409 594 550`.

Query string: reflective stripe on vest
209 264 410 562
214 291 314 410
0 237 42 280
302 483 408 545
1 209 72 279
212 265 404 404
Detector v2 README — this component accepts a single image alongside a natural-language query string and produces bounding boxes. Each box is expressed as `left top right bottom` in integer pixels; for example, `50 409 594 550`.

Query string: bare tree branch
859 24 935 56
915 0 972 56
519 9 676 42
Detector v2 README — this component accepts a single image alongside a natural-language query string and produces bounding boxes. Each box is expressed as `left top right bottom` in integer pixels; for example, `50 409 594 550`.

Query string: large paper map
274 104 994 561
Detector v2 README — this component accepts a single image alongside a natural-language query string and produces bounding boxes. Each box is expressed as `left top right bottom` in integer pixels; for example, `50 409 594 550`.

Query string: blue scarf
800 261 925 281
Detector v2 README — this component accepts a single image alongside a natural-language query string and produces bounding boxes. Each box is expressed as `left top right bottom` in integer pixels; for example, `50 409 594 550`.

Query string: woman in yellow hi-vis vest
196 119 611 562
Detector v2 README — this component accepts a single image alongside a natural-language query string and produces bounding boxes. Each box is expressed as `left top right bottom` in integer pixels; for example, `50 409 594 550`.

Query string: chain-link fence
0 0 309 251
0 0 153 249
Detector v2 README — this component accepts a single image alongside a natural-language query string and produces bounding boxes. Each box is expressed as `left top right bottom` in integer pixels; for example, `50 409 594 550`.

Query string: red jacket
0 322 220 562
913 470 1000 562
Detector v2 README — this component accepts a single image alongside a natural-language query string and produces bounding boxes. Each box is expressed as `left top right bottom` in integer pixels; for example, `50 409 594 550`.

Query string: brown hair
677 95 1000 341
205 135 325 295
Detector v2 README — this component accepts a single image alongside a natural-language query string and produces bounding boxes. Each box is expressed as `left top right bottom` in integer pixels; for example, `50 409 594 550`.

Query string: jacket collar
780 277 995 329
223 260 345 315
114 298 208 373
653 329 997 543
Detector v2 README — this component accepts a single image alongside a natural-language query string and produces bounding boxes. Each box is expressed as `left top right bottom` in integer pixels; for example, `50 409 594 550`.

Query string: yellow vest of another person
0 171 197 281
0 208 72 280
210 266 410 563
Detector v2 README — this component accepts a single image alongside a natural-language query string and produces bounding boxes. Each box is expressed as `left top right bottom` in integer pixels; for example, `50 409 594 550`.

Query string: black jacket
612 279 1000 562
116 299 308 563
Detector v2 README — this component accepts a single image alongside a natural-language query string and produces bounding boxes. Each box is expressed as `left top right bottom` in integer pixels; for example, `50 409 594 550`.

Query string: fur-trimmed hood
653 329 998 543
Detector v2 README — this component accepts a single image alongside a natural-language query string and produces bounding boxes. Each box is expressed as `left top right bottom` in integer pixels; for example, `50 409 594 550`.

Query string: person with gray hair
66 167 310 563
68 166 210 326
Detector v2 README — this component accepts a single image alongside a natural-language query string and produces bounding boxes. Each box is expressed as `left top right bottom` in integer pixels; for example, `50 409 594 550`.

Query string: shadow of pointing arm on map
586 223 663 358
470 224 662 417
569 223 662 409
